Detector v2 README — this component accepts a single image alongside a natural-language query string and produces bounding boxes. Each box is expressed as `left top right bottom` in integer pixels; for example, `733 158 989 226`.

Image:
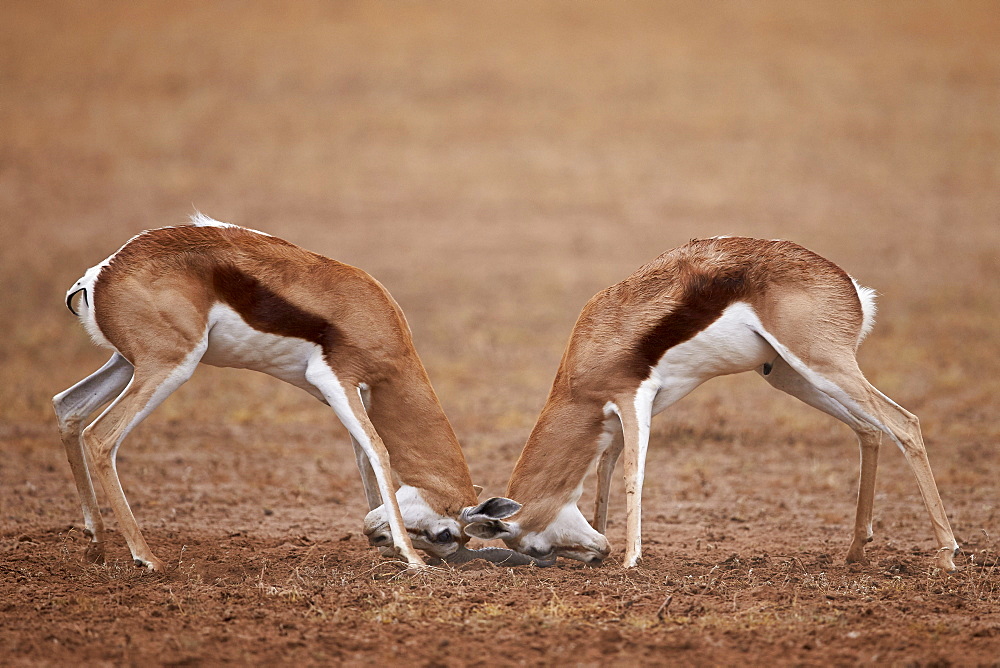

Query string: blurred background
2 1 997 529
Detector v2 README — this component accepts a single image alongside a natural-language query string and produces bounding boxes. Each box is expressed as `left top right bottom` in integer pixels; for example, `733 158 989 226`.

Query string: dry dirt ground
2 2 999 665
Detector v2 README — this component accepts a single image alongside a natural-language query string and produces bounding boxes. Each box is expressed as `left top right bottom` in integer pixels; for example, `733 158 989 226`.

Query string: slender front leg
350 386 382 511
593 425 623 534
306 355 425 567
619 388 654 568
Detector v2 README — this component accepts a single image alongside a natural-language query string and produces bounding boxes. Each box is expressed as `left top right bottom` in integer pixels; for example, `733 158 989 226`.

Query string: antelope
499 236 960 571
53 214 536 571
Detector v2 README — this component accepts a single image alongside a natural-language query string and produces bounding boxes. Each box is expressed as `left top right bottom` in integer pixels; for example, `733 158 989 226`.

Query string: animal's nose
588 538 611 564
368 532 391 546
525 546 554 560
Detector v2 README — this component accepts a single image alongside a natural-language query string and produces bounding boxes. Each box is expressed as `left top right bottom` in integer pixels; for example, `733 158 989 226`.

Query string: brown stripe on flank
628 267 751 378
212 265 344 348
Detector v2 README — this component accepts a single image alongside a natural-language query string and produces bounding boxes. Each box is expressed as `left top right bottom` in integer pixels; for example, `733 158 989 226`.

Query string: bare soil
2 2 998 665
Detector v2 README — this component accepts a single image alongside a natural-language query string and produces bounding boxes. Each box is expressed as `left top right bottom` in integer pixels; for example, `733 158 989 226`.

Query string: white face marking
507 413 621 563
511 496 610 563
201 303 324 400
364 485 463 557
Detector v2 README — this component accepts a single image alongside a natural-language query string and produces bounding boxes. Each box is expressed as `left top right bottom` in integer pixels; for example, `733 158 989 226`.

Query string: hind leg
760 356 958 571
857 382 959 571
53 353 134 562
82 348 203 571
759 358 882 564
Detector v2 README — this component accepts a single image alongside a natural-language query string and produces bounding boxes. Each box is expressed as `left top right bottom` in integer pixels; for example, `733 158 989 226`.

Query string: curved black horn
444 545 554 567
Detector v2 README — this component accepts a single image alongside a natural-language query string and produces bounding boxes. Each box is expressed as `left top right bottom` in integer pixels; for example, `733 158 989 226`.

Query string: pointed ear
464 519 517 541
461 497 521 523
473 485 484 498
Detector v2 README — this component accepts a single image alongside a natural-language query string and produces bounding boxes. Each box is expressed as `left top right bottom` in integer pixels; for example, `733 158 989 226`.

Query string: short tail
65 269 115 349
65 267 98 318
851 278 878 345
66 286 88 316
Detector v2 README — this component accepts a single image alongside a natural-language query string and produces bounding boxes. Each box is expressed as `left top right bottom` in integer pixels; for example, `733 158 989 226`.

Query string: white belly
647 301 776 415
200 303 323 397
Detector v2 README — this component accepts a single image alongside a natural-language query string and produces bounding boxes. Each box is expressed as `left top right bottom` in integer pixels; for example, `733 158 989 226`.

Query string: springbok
497 236 959 571
54 214 535 571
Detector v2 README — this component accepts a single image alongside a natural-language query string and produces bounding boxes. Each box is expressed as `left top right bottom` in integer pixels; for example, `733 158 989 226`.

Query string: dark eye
433 529 453 544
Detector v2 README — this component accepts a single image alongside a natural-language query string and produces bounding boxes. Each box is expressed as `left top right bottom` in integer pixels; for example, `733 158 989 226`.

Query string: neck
365 357 477 514
506 391 608 531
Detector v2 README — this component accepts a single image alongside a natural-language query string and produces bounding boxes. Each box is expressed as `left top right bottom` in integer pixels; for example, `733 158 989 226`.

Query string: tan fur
509 238 859 529
93 225 477 512
62 224 478 570
507 237 958 571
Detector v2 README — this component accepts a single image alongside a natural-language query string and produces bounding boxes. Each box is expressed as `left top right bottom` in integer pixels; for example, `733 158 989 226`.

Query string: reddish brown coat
93 225 478 514
507 237 866 532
